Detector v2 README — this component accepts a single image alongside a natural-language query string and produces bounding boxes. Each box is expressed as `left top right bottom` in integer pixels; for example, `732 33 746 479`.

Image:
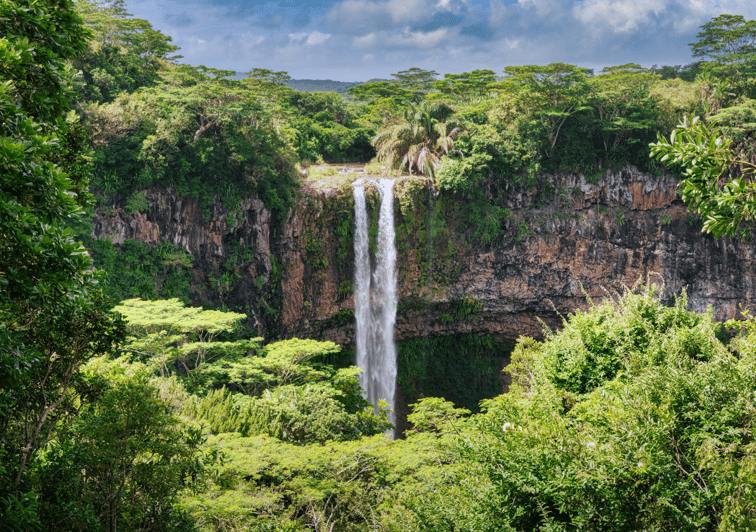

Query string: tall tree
243 68 292 102
690 14 756 82
72 0 181 102
590 64 659 152
433 69 497 103
151 65 266 141
0 0 125 525
114 298 248 377
504 63 592 157
392 67 439 102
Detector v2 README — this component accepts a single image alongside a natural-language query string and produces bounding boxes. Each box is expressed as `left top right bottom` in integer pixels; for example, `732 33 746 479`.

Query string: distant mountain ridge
230 73 393 93
283 79 363 93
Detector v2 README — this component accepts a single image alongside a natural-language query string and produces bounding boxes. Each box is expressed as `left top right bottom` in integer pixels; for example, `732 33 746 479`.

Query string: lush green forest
4 0 756 530
67 1 756 260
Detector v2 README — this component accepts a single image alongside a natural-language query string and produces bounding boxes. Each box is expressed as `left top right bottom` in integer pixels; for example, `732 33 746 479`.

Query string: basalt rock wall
92 167 756 344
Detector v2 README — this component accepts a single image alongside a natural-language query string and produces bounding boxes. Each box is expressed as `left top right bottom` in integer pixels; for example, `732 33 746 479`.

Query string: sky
124 0 756 81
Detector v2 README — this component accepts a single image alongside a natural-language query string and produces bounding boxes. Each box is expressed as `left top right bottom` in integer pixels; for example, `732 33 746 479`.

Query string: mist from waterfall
353 177 397 433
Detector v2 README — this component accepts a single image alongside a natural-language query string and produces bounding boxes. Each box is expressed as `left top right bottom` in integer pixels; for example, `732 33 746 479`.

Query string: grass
302 164 366 192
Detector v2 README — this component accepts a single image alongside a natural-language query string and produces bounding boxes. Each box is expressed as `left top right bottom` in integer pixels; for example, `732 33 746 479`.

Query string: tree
391 67 439 102
243 68 292 103
189 338 394 442
154 65 264 141
457 285 756 530
285 90 375 163
373 101 461 178
589 64 659 153
690 14 756 81
347 68 440 126
113 298 250 377
76 58 299 215
348 80 413 107
432 69 497 103
347 81 415 128
503 63 592 157
0 0 126 525
651 61 707 82
650 114 756 237
694 71 734 115
76 0 179 59
38 357 206 532
72 0 181 103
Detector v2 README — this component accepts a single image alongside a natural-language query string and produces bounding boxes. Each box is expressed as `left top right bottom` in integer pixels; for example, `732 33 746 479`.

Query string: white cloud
306 31 331 45
289 31 331 45
516 0 572 20
324 0 472 34
434 0 470 13
353 27 451 51
488 0 512 26
324 0 395 34
575 0 666 33
122 0 756 80
386 0 428 22
354 32 377 48
397 27 450 48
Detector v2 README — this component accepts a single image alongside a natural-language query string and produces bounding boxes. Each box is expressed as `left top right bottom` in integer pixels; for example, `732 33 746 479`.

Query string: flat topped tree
115 297 245 337
114 298 252 375
590 64 659 151
433 69 497 103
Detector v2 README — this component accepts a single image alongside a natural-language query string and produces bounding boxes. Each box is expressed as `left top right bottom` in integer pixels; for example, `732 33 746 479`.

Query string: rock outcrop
92 167 756 344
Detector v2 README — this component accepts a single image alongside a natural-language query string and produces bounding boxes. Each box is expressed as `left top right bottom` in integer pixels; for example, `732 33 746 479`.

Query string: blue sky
124 0 756 81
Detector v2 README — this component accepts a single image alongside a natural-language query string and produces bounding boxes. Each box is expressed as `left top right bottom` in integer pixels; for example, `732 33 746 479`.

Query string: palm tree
373 101 462 178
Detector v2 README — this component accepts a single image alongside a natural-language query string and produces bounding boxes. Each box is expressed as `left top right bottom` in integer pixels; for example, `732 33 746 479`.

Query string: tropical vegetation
4 0 756 530
373 101 461 177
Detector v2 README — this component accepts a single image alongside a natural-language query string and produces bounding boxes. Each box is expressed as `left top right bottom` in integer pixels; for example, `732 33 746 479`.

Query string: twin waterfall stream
353 178 397 435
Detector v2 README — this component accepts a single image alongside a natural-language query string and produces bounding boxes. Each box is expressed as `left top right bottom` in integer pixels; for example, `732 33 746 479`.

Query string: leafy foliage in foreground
11 283 756 531
459 285 756 532
172 286 756 532
36 357 207 532
0 1 126 529
180 409 466 532
10 4 756 529
651 114 756 238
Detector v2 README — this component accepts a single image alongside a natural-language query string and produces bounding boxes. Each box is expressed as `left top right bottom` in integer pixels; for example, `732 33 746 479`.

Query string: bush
456 284 755 531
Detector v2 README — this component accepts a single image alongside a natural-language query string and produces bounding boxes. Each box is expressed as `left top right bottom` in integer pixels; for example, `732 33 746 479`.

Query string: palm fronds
373 101 462 178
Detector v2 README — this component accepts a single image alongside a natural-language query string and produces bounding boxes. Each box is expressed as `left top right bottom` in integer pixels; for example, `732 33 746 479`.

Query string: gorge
90 164 756 427
12 1 756 527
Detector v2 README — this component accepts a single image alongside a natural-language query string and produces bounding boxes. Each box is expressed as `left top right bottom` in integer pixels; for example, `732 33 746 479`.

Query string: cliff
92 166 756 345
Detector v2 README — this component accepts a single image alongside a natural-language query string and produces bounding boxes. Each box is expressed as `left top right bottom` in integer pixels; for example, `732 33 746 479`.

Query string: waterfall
353 178 397 433
353 181 371 400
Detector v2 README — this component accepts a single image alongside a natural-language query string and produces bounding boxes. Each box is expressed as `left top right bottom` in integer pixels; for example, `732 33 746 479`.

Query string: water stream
353 177 397 433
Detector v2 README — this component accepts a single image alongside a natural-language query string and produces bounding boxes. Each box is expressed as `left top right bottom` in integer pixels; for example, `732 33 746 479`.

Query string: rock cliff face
92 167 756 345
